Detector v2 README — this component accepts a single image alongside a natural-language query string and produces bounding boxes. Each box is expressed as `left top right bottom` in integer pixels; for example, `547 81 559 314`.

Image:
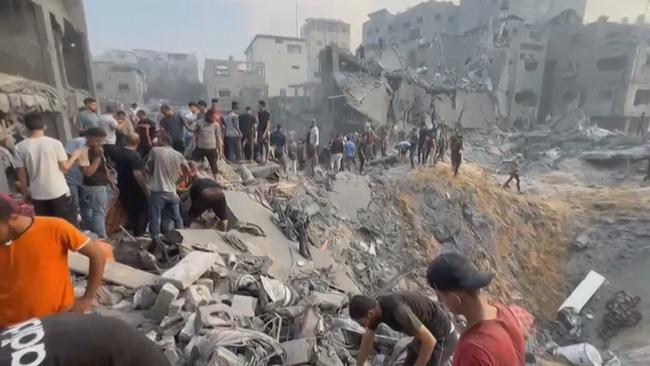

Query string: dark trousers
409 145 417 168
451 151 462 176
33 193 77 226
359 154 366 174
504 173 521 192
172 140 185 154
404 332 458 366
242 134 254 161
188 189 228 222
225 136 241 161
255 134 269 162
120 189 148 236
192 148 219 175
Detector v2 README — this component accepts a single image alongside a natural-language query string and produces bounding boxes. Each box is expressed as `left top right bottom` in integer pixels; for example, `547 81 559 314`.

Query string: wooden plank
68 252 161 289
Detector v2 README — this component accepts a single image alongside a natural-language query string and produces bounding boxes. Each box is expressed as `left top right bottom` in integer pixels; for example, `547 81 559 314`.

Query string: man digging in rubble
180 162 228 231
349 292 458 366
427 252 525 365
503 154 523 193
0 194 107 328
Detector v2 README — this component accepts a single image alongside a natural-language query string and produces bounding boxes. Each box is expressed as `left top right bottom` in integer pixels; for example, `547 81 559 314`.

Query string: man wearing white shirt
307 119 320 174
14 112 82 224
99 106 119 161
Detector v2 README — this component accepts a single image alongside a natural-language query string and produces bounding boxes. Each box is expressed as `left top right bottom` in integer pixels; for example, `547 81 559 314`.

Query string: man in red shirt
426 253 525 366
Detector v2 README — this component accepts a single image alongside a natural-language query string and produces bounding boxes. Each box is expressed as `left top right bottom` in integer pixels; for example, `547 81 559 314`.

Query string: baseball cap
427 252 494 291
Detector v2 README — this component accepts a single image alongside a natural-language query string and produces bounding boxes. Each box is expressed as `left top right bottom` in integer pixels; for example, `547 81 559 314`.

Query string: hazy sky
85 0 648 61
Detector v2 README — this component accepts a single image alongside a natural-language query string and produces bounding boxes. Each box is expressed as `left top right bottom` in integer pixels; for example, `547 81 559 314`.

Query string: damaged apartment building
95 49 200 104
540 11 650 133
357 0 586 129
91 61 146 110
202 57 268 111
0 0 94 141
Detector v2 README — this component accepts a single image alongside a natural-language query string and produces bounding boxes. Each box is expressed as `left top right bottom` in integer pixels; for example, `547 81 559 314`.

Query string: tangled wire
598 290 642 343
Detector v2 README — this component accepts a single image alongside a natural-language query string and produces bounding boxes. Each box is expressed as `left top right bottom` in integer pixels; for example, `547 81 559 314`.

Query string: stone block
169 298 186 317
185 285 212 311
162 251 220 290
197 304 233 329
197 278 214 293
282 339 316 365
310 291 347 311
179 313 197 343
230 295 257 318
133 286 157 310
148 283 180 322
164 348 180 365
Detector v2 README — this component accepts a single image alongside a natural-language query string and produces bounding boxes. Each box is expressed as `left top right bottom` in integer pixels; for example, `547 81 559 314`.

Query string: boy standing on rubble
427 252 525 366
503 154 523 193
0 194 107 328
349 292 458 366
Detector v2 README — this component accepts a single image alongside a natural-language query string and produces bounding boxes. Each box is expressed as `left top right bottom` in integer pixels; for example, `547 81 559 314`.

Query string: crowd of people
0 97 279 240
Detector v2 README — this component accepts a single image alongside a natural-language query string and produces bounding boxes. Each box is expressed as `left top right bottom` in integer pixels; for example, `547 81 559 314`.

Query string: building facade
0 0 94 141
300 18 351 81
91 61 146 109
245 35 308 97
362 1 460 50
203 57 268 111
96 49 200 103
542 16 650 131
458 0 587 33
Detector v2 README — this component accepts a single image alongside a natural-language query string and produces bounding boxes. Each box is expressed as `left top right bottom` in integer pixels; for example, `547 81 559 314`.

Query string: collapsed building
0 0 94 141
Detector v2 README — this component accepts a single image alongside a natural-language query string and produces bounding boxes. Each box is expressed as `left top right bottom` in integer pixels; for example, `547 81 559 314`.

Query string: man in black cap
348 292 458 366
426 252 525 366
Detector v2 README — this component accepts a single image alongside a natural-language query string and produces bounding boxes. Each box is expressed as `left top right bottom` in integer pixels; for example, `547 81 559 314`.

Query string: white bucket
556 343 603 366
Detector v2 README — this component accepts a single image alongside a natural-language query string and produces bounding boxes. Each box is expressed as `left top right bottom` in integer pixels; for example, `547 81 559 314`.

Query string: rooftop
245 34 307 54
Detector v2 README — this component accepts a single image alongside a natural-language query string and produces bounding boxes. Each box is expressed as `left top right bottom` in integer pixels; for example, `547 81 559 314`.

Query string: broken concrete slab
197 303 234 329
179 313 198 342
168 298 185 317
581 145 650 163
282 338 317 366
197 278 214 293
185 284 212 311
558 270 606 313
175 229 240 256
148 283 180 322
133 286 156 310
310 291 347 311
68 252 161 289
230 295 257 318
162 251 220 290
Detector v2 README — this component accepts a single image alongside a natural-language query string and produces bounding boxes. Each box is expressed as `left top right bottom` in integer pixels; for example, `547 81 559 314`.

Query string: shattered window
596 56 627 71
291 65 300 70
634 89 650 105
218 89 231 98
514 90 537 106
95 82 103 90
118 83 129 91
287 45 302 54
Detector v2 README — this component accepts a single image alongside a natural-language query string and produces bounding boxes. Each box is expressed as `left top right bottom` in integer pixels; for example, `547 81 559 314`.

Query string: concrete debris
581 145 650 163
555 343 603 366
133 286 157 310
197 303 234 329
559 270 606 313
230 295 257 318
184 284 212 311
282 338 317 366
598 291 642 343
69 252 161 289
149 283 180 322
310 291 347 312
162 251 221 290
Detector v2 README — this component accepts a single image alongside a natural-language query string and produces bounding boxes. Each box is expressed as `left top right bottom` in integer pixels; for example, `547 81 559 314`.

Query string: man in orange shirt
0 194 107 328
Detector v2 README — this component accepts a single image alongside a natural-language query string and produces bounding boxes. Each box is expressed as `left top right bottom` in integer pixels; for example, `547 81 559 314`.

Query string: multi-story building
459 0 587 33
203 57 268 111
96 49 200 103
300 18 351 81
362 1 460 50
542 14 650 131
0 0 94 141
91 61 146 109
245 35 308 97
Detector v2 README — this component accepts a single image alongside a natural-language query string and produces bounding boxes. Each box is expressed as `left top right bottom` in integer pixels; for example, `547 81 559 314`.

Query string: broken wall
434 90 495 128
0 0 51 85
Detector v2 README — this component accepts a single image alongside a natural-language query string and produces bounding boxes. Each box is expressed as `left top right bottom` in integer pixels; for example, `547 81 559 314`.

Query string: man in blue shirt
159 105 186 154
344 137 357 173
